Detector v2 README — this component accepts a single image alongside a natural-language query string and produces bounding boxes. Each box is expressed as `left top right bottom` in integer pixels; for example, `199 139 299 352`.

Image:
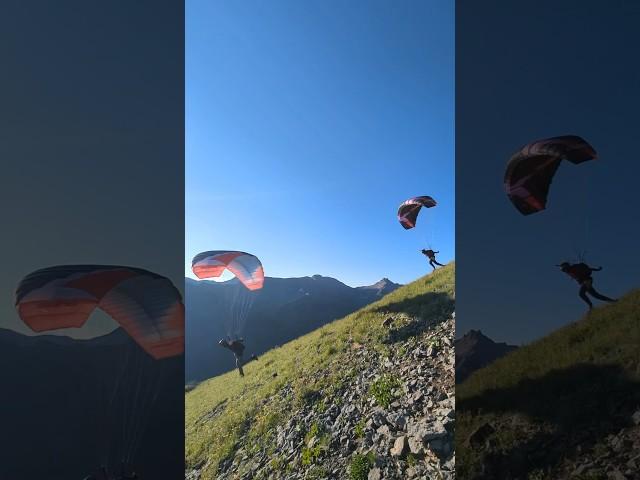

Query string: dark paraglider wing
191 250 264 291
15 265 184 359
522 135 597 165
397 196 437 229
504 135 597 215
504 154 563 215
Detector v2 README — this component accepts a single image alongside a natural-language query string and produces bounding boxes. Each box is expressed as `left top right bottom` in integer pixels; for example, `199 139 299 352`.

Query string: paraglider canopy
504 135 597 215
14 265 184 359
15 265 184 476
397 196 437 230
191 251 264 291
192 251 263 346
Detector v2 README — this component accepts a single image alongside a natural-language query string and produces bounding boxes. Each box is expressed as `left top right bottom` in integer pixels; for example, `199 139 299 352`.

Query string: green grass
301 421 330 466
349 451 375 480
301 440 327 466
185 263 454 478
406 452 418 467
305 422 321 443
354 417 366 438
457 289 640 479
369 374 401 408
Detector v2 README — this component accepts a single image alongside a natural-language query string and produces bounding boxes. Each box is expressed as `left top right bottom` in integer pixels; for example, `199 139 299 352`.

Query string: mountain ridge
186 275 401 289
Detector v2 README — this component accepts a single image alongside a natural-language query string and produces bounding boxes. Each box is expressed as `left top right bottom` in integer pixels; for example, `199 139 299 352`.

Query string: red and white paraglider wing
15 265 185 359
191 251 264 291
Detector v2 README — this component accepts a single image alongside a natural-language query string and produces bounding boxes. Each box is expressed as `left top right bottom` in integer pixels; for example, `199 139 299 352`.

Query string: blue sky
186 0 454 287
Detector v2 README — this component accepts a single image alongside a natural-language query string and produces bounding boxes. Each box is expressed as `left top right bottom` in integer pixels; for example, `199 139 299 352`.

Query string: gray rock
368 467 382 480
408 436 424 455
390 436 408 457
608 469 626 480
387 413 407 431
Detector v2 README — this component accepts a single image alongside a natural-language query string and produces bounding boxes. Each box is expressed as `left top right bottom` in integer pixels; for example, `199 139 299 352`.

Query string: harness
564 263 592 283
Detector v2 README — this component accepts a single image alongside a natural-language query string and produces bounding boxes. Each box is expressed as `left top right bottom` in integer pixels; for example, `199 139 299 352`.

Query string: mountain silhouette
455 330 518 383
0 328 183 480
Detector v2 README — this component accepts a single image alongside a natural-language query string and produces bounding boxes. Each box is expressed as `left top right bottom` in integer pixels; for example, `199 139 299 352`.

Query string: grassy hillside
457 290 640 479
186 263 454 479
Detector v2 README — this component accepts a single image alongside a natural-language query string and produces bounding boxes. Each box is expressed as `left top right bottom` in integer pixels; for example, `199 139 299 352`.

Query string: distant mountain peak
455 330 518 383
461 329 488 341
360 277 400 290
354 278 401 298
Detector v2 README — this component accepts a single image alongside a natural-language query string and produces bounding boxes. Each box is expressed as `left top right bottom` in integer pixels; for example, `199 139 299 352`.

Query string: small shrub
369 375 400 408
301 422 329 466
305 422 321 443
349 452 374 480
315 399 327 414
428 338 440 348
270 456 284 471
301 444 323 466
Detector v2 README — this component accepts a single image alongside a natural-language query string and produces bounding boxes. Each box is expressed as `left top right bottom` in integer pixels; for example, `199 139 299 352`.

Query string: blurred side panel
456 1 640 479
0 1 184 478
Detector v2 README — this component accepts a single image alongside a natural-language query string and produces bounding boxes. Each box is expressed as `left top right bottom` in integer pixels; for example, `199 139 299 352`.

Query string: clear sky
456 0 640 344
186 0 454 287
